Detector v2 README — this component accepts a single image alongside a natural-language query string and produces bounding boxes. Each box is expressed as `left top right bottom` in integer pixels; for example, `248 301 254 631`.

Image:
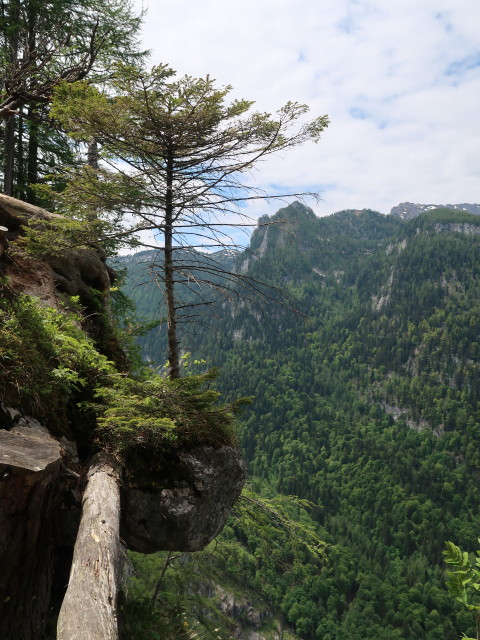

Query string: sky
132 0 480 220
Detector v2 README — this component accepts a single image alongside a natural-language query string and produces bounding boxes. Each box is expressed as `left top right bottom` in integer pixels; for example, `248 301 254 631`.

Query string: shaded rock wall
0 194 247 638
0 421 64 640
0 193 113 306
122 445 247 553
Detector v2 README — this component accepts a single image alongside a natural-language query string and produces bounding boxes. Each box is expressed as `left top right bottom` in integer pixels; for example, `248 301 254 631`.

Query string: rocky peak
390 202 480 219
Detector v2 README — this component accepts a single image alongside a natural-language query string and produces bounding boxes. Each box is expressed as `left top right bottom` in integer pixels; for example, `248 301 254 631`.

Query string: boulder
46 246 112 299
121 445 247 553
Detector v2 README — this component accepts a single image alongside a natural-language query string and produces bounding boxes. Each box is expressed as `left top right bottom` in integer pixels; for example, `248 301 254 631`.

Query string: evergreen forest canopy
121 202 480 640
0 0 145 202
2 2 480 637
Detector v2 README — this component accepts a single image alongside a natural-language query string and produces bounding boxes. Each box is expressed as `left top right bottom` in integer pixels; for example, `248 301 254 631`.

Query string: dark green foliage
94 368 247 469
122 487 324 640
0 287 114 430
122 203 480 639
0 0 145 200
0 282 242 470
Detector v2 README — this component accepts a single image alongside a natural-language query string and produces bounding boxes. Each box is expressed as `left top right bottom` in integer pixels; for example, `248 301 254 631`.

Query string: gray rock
433 222 480 236
46 246 112 299
390 201 480 219
0 417 62 472
121 445 247 553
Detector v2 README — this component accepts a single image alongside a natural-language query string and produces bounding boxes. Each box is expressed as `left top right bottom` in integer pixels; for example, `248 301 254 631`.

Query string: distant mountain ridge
390 201 480 219
121 201 480 639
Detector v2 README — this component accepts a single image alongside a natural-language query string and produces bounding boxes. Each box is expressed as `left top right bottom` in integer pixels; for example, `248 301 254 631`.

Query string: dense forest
1 3 478 637
119 203 480 639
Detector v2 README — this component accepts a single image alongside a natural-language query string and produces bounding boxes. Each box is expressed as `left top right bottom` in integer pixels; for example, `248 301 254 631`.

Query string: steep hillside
122 204 403 360
0 195 246 640
123 202 480 639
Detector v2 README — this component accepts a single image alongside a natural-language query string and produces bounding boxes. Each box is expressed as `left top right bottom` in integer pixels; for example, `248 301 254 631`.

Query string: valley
120 202 480 639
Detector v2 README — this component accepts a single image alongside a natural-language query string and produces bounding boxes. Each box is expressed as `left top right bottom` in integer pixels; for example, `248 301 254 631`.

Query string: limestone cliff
0 195 246 639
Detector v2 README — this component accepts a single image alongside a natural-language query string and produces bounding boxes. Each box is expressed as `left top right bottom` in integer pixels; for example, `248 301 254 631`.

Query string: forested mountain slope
122 203 480 639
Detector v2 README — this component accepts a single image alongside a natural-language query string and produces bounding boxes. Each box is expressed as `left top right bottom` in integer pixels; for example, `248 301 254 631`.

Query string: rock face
121 445 247 553
0 194 247 638
47 247 113 300
390 201 480 219
0 193 113 308
433 222 480 236
195 580 287 640
0 420 64 640
0 413 247 637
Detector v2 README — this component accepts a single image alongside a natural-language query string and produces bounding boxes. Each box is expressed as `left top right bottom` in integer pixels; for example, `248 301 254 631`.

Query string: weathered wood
57 456 123 640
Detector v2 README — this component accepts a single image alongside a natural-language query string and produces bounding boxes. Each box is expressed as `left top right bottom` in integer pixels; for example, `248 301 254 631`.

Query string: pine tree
50 64 329 377
0 0 145 199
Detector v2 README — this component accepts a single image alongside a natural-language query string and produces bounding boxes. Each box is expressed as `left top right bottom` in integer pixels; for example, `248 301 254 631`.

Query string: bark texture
57 456 124 640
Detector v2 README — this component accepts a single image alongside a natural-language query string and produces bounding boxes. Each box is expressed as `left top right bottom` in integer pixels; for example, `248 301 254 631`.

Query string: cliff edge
0 195 246 640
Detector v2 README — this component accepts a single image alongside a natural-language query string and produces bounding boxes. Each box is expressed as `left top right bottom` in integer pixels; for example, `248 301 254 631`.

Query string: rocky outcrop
47 247 113 300
433 222 480 236
195 580 289 640
0 419 65 640
216 586 273 631
0 194 247 639
390 201 480 219
122 446 247 553
0 418 246 638
0 193 113 309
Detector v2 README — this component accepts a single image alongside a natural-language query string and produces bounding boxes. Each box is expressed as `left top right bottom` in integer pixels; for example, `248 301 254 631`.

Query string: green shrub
94 369 248 467
0 288 115 427
0 286 245 471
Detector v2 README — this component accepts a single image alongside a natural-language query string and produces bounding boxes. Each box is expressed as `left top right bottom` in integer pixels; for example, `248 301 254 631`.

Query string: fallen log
57 455 123 640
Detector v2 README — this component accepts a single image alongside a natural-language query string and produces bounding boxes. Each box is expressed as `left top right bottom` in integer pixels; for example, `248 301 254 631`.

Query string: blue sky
133 0 480 220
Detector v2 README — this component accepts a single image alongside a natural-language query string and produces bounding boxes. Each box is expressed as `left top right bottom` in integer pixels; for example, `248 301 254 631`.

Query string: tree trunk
3 0 19 196
87 136 100 169
16 107 25 199
25 8 38 204
57 455 124 640
3 116 15 195
26 107 38 204
164 149 180 379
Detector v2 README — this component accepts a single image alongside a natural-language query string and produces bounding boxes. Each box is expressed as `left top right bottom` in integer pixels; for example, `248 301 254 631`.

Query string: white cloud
132 0 480 218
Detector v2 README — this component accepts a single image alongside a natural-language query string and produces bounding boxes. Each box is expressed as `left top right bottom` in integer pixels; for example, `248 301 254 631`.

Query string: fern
444 540 480 639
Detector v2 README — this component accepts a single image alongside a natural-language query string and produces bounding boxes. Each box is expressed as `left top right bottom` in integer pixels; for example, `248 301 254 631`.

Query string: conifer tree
0 0 144 199
51 64 329 377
